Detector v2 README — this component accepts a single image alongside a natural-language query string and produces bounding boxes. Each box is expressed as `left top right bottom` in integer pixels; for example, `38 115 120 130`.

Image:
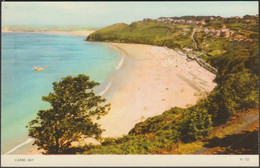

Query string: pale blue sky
2 1 258 27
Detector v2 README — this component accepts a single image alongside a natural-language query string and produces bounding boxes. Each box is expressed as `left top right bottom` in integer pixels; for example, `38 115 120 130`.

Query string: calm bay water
1 33 121 154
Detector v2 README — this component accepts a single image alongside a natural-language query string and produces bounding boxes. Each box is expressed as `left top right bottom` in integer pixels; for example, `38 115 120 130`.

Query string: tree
216 72 258 116
27 74 110 154
180 107 213 142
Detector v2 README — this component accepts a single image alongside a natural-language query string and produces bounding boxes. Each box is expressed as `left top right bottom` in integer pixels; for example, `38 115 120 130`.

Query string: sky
2 1 259 27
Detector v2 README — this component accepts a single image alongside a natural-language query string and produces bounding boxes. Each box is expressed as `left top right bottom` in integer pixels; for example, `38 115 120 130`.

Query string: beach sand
98 43 216 138
8 41 216 154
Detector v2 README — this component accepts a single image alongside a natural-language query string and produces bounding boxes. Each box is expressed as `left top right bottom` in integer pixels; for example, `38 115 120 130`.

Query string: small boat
34 66 48 71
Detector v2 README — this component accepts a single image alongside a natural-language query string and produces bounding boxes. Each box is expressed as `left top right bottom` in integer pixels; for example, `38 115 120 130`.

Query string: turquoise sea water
1 33 121 154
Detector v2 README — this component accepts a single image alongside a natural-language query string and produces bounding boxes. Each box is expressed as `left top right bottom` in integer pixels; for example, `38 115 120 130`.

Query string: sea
1 32 122 154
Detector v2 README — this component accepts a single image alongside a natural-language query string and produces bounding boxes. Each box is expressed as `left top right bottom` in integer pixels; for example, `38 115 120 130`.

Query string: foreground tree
27 74 110 154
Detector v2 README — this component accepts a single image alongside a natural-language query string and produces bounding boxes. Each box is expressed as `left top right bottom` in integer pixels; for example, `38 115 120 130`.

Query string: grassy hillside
87 21 194 49
82 16 259 154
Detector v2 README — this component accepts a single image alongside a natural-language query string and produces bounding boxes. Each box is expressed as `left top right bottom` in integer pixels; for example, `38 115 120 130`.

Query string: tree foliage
211 72 258 122
27 74 110 154
180 107 213 142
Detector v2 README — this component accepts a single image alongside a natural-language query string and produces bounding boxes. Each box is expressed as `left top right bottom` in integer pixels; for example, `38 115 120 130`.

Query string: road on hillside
191 28 198 50
194 113 259 154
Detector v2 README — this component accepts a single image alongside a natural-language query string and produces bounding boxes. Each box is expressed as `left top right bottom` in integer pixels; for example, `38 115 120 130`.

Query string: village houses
204 25 234 37
143 17 206 26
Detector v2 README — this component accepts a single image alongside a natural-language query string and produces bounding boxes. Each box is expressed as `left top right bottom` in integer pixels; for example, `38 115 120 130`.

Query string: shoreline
4 38 216 155
94 43 128 97
1 30 95 37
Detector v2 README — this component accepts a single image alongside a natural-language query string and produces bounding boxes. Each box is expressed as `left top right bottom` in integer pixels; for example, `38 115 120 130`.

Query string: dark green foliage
180 107 213 142
82 106 213 154
129 107 186 136
195 42 259 124
210 72 258 123
27 74 110 154
245 46 259 75
84 135 165 154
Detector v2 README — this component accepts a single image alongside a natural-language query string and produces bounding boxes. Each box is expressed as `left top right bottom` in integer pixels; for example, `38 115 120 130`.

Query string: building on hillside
234 16 241 19
186 20 194 25
215 30 221 36
143 18 153 21
180 19 185 24
220 29 232 37
200 20 206 25
204 28 232 37
204 28 209 34
231 38 253 43
230 31 234 37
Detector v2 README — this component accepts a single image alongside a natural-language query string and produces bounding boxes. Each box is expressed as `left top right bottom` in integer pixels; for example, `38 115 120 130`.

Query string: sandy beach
7 41 216 155
98 43 217 138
